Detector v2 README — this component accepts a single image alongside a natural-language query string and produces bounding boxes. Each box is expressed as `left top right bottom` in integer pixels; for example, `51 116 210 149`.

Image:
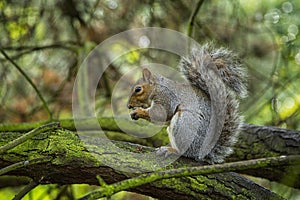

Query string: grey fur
128 43 247 164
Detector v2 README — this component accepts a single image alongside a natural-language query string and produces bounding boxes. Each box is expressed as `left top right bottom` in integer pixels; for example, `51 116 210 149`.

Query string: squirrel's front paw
156 146 179 158
130 108 149 120
130 109 139 120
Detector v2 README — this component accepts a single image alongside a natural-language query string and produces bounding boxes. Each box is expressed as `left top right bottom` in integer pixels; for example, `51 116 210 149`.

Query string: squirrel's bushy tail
179 43 247 163
180 43 247 98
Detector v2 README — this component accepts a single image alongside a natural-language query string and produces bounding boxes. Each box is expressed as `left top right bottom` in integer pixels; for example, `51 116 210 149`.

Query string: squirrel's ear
142 68 153 83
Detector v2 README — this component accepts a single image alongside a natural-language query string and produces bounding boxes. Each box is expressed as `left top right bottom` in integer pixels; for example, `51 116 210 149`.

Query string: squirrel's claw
130 108 150 121
156 146 179 158
130 110 139 120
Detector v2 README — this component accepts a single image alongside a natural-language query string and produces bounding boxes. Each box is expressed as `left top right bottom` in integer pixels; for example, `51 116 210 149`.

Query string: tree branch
79 155 299 199
13 178 41 200
0 124 298 199
228 123 300 187
187 0 206 38
0 157 52 176
0 122 59 154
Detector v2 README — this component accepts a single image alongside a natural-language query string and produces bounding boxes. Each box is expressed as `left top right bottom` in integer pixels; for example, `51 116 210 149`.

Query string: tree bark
228 124 300 188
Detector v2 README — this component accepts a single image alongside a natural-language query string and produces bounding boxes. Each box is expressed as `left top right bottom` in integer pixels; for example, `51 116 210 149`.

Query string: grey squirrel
127 43 247 164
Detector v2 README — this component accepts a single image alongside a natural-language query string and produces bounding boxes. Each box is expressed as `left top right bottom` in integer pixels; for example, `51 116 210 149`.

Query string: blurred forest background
0 0 300 199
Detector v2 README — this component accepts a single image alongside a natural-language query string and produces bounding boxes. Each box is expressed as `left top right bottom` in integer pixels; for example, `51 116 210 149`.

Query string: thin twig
187 0 206 38
78 155 300 200
1 41 79 51
13 177 43 200
54 185 69 200
96 175 107 186
1 43 79 61
0 122 59 154
0 49 53 120
0 156 52 176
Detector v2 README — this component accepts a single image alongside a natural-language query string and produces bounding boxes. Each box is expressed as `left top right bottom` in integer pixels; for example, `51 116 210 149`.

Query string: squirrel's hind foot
199 145 233 164
156 146 179 158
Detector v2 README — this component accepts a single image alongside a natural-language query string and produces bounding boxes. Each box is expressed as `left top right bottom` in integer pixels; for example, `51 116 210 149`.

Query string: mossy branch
0 122 59 154
0 127 297 199
0 157 53 176
79 155 300 199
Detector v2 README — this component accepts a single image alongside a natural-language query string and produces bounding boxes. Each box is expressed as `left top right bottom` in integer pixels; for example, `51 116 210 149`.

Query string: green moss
1 131 50 161
250 142 278 159
189 177 208 191
46 129 100 166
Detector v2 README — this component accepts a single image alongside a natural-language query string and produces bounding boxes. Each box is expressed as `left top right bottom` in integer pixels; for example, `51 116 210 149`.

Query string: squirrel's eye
134 86 142 93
